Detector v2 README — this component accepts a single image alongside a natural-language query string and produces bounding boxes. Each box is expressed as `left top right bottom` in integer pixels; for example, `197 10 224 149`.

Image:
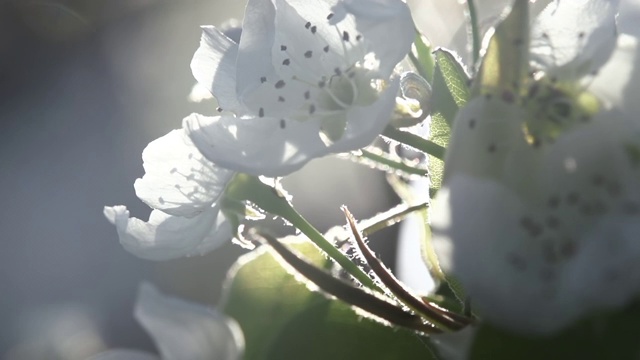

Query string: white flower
90 283 244 360
104 129 235 261
431 0 640 333
185 0 414 177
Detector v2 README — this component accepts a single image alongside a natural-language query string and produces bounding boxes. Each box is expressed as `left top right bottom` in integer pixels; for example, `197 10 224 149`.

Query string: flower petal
184 114 325 177
588 34 640 111
185 80 397 177
530 0 620 80
191 27 242 113
134 129 234 218
331 0 414 77
103 205 231 261
135 283 244 360
431 176 577 333
235 0 277 98
324 77 399 152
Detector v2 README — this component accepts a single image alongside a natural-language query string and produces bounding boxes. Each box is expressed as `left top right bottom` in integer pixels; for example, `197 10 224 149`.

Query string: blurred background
0 0 405 358
4 0 639 358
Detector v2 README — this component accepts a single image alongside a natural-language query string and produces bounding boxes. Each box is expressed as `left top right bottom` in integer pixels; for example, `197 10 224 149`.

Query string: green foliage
428 49 470 191
222 240 439 360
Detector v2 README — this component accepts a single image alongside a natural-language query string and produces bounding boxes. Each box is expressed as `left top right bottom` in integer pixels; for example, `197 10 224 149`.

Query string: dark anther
282 59 290 66
304 90 310 100
259 108 264 117
310 26 317 34
275 80 286 89
305 21 311 29
278 96 285 102
309 104 316 114
304 50 313 58
327 13 334 20
342 31 350 42
280 119 286 129
280 45 287 51
323 45 330 53
260 76 267 83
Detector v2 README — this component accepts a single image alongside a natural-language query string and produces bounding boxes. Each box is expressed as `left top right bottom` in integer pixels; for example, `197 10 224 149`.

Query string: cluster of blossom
100 0 640 357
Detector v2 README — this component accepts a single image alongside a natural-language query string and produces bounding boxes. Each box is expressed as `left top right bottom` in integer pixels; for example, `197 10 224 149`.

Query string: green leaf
429 48 470 190
222 239 439 360
470 301 640 360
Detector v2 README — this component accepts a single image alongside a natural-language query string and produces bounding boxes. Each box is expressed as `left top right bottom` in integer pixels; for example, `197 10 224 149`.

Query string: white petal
588 34 640 111
442 96 530 183
235 0 278 98
327 77 399 152
431 176 577 333
331 0 414 77
89 350 159 360
135 283 244 360
134 129 234 218
185 81 396 177
530 0 620 79
103 205 231 261
191 27 242 113
184 114 326 177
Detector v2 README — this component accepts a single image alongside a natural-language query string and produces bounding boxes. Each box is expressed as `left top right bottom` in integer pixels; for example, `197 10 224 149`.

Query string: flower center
520 74 600 146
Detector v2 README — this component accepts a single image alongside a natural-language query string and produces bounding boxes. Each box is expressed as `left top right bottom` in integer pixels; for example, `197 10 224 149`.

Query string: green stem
383 126 446 161
354 148 429 177
361 202 429 237
466 0 481 71
225 174 380 291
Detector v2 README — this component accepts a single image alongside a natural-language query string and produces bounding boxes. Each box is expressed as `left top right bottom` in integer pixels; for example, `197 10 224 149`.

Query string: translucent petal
183 114 325 177
191 27 242 113
431 176 578 333
134 129 234 218
273 0 361 80
235 0 277 98
103 205 231 261
442 96 529 182
135 283 244 360
530 0 620 80
331 0 414 77
324 77 399 152
433 112 640 334
588 34 640 111
185 80 396 177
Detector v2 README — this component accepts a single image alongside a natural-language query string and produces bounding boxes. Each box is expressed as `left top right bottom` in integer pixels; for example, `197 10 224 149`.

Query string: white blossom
185 0 414 177
90 283 244 360
104 129 234 261
431 0 640 333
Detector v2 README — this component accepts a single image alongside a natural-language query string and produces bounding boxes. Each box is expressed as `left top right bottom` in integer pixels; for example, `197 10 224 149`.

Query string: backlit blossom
91 283 244 360
104 129 234 261
185 0 414 177
431 0 640 333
